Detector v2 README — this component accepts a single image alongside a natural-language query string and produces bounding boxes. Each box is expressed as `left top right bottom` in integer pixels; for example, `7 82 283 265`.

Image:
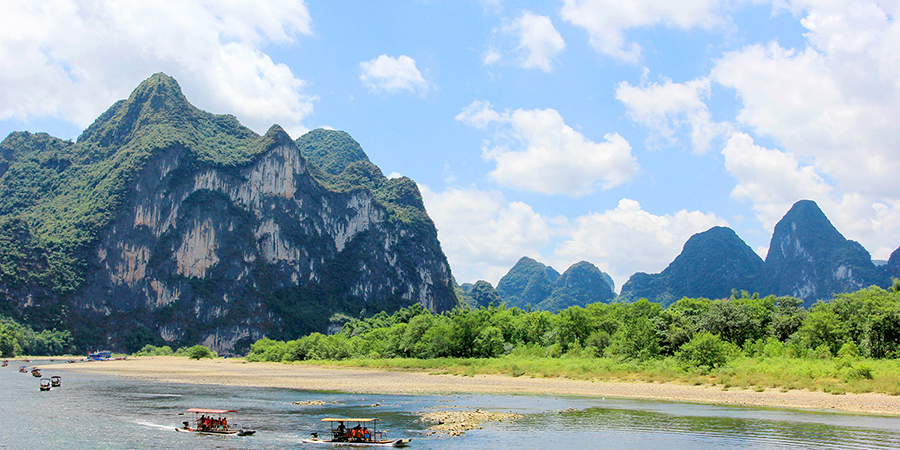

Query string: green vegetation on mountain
495 257 616 311
459 280 504 309
0 73 272 299
495 257 559 309
296 129 436 234
543 261 616 311
0 73 457 353
619 226 765 307
765 200 885 303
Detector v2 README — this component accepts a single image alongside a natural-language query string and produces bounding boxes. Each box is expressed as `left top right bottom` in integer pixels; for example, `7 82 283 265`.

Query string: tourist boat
51 376 61 387
87 350 112 361
175 408 256 436
40 378 51 391
31 368 41 377
302 418 411 447
19 366 27 373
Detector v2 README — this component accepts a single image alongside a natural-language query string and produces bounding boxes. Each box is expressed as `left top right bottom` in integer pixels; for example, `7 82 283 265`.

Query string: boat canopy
321 418 380 423
186 408 237 414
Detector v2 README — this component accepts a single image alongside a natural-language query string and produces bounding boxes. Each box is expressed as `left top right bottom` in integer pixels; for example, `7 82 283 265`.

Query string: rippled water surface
3 360 900 449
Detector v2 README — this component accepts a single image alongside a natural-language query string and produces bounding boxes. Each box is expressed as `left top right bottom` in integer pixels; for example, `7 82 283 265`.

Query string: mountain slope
541 261 616 311
618 226 765 307
0 73 457 353
495 257 559 309
764 200 884 304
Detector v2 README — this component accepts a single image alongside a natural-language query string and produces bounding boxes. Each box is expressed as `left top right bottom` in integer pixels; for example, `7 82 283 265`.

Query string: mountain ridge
0 73 457 353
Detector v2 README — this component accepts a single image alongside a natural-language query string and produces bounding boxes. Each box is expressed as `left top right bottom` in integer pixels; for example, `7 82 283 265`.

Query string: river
3 360 900 449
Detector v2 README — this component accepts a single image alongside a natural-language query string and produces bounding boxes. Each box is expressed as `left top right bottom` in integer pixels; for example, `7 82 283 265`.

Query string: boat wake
134 420 176 431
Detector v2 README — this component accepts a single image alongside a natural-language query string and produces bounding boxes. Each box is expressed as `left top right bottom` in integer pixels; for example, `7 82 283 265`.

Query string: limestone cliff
0 73 457 353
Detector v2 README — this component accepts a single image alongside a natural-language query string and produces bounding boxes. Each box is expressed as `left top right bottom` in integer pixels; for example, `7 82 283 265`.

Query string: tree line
0 315 73 357
246 282 900 371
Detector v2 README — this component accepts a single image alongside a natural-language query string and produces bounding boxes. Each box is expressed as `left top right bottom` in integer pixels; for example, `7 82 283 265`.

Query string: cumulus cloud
419 185 553 285
722 132 900 259
456 100 638 195
501 11 565 72
711 1 900 259
616 77 728 153
359 55 430 95
560 0 726 62
553 199 728 290
711 3 900 198
721 132 832 229
0 0 314 137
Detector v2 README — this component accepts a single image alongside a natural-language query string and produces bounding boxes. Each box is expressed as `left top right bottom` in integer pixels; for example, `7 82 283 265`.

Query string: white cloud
359 55 430 95
421 185 729 290
560 0 726 62
710 1 900 259
502 11 565 72
721 132 900 260
711 3 900 198
616 77 728 153
419 185 553 285
722 132 832 230
456 100 638 195
0 0 314 137
553 199 728 290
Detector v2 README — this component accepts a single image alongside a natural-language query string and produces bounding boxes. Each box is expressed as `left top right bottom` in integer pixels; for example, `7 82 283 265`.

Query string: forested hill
0 73 457 355
618 201 897 306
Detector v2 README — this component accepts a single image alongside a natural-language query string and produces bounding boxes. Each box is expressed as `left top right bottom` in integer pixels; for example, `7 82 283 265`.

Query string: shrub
676 332 737 371
185 345 215 360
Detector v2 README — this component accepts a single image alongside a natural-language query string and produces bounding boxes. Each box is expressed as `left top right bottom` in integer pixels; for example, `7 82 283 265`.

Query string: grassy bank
294 355 900 396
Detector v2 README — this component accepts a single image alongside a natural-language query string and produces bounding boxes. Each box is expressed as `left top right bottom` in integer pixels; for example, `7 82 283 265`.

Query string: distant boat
51 376 61 387
19 366 27 373
302 418 411 447
40 378 51 391
31 368 41 377
87 350 112 361
175 408 256 436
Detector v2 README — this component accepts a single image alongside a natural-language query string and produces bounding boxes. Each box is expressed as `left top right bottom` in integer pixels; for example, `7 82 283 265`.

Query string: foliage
676 332 738 371
133 344 175 356
0 315 73 356
185 344 216 360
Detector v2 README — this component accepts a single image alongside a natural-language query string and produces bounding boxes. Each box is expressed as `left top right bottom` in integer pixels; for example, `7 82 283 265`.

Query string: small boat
19 366 27 373
40 378 51 391
175 408 255 436
51 376 61 387
31 368 41 377
302 418 411 447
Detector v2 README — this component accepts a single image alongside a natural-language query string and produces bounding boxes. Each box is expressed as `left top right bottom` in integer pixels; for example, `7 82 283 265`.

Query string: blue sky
2 0 899 291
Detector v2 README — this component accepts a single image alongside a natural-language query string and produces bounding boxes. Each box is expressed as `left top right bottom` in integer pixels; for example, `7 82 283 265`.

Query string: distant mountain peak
765 199 882 303
618 225 764 306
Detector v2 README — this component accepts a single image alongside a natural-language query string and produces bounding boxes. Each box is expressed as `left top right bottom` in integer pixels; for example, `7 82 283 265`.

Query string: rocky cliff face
618 226 765 307
764 200 883 305
0 74 456 353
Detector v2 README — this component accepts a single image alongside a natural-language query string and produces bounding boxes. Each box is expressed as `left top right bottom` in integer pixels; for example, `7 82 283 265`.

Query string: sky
2 0 900 292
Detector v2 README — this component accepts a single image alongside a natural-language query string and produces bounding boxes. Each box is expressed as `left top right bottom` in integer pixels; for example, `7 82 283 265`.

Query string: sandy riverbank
50 356 900 415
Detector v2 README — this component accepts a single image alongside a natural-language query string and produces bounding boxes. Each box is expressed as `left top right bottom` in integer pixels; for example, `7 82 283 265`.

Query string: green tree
676 332 737 371
185 345 215 360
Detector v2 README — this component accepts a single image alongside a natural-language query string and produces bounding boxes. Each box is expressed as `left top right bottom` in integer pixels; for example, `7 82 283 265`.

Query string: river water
3 360 900 449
